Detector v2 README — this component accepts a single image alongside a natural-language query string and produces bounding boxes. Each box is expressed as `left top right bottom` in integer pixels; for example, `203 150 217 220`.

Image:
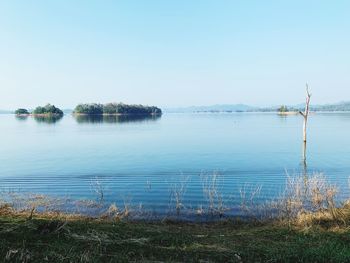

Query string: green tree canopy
74 103 162 115
15 108 29 115
278 105 289 113
33 104 63 115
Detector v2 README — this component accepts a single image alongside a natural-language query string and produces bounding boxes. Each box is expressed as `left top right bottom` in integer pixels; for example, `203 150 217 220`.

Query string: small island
277 105 298 115
32 104 64 116
15 108 30 115
15 104 64 117
73 103 162 116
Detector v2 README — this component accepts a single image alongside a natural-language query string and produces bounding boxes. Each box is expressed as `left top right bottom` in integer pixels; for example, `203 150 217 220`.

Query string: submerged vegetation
0 173 350 262
73 103 162 115
1 173 349 222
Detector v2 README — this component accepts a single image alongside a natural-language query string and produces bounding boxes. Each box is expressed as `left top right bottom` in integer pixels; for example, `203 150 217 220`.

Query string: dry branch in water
299 84 312 143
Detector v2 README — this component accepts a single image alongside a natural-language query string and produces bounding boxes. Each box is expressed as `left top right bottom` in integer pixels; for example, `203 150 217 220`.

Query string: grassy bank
1 210 350 262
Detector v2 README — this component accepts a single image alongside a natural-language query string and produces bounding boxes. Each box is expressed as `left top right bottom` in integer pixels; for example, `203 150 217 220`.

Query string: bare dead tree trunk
299 84 311 143
299 84 311 167
302 140 307 174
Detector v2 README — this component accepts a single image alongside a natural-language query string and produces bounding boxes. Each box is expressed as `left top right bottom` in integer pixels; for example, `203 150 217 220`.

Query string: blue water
0 113 349 216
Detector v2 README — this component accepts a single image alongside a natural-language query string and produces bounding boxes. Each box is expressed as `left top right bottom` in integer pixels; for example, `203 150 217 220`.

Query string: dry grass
239 183 262 218
0 174 350 262
201 173 229 216
169 175 189 215
256 173 350 229
0 173 349 227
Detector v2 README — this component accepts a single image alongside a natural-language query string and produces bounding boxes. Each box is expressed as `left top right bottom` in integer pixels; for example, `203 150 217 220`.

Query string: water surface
0 113 349 216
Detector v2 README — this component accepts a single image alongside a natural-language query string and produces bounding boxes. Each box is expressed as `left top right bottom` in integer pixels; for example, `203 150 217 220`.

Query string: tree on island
74 103 104 115
33 104 63 116
74 103 162 115
15 108 30 115
278 105 289 113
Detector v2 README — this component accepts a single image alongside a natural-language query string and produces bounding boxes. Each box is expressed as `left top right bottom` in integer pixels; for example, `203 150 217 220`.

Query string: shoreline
8 111 350 116
0 171 348 223
1 205 349 262
15 113 64 117
277 111 299 116
72 113 162 116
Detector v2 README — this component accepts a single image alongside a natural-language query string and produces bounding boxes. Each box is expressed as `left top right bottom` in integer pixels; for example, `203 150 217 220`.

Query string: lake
0 113 349 218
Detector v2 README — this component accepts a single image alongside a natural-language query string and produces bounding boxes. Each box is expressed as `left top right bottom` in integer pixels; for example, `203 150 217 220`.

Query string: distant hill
165 104 257 113
259 102 350 112
310 102 350 112
3 102 350 115
166 102 350 113
0 110 13 114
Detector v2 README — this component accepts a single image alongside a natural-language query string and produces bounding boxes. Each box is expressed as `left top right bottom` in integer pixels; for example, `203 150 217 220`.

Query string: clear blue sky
0 0 349 109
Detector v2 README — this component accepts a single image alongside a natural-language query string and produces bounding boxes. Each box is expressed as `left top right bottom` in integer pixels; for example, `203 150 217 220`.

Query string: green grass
1 215 350 262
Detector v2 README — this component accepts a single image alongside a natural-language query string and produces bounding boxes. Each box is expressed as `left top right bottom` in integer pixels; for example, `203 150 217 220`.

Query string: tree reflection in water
33 115 63 124
15 115 29 121
74 114 161 124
